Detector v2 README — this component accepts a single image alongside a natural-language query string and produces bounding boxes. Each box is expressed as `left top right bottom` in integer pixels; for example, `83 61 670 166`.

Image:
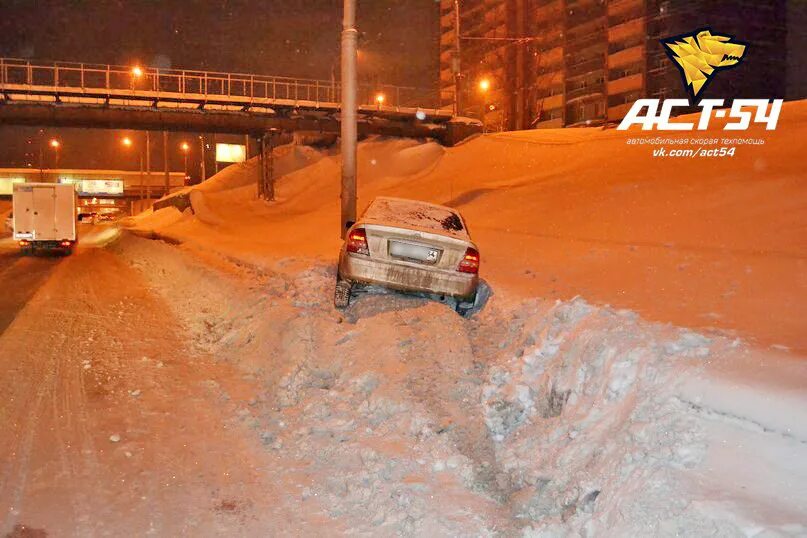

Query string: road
0 250 60 335
0 227 324 535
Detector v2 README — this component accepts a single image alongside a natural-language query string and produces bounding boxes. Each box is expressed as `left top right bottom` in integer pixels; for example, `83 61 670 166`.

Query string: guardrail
0 57 443 110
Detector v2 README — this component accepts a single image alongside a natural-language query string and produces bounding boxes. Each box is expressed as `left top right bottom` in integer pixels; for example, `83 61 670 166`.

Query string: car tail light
346 228 369 255
18 240 29 247
457 247 480 274
60 240 72 247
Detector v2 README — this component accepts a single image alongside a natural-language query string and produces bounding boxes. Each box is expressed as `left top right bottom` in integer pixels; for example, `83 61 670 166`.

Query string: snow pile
126 103 807 352
113 232 806 536
480 298 707 535
117 102 807 534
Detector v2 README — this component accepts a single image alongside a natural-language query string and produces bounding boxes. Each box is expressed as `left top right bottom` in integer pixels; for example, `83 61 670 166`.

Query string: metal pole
163 131 170 196
515 0 526 130
199 135 206 182
340 0 358 237
453 0 463 116
145 131 151 201
213 133 219 174
38 138 44 181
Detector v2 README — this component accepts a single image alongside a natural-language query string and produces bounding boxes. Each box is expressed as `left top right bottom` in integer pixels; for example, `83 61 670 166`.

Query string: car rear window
363 198 467 236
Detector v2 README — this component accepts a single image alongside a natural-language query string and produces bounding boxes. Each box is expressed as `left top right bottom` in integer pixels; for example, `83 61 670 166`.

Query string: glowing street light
180 141 190 178
131 66 143 78
478 79 491 133
375 93 385 105
122 136 133 148
49 138 61 149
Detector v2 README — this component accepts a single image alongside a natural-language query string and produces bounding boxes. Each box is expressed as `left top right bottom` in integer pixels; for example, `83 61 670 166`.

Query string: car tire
334 277 353 309
455 293 477 318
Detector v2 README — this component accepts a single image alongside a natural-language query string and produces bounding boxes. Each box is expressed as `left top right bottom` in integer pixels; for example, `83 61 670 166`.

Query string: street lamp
121 136 146 200
49 139 61 168
478 78 491 132
130 65 144 91
375 93 385 109
180 141 190 180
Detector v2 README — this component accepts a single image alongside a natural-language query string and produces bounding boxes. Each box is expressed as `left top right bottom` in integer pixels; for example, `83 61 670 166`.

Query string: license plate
389 241 441 264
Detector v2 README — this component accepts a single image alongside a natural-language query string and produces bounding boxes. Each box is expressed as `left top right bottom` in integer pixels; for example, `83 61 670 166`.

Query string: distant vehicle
335 196 480 316
96 212 117 222
13 182 77 255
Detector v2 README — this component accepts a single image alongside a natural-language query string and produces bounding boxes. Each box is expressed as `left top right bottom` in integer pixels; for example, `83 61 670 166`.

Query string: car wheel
334 277 353 309
455 293 477 318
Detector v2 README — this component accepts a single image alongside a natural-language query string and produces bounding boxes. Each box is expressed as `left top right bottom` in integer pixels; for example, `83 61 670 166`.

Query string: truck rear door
32 185 57 240
53 185 76 241
12 185 34 239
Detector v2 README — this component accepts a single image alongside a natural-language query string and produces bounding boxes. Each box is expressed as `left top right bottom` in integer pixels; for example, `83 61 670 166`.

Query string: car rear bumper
339 253 478 300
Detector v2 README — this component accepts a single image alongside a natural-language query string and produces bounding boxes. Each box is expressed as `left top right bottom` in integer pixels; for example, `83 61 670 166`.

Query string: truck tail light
18 240 30 247
346 228 369 255
457 247 480 274
60 241 72 247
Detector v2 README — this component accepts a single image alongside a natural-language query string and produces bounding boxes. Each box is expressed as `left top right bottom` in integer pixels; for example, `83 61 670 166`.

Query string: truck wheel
334 277 353 309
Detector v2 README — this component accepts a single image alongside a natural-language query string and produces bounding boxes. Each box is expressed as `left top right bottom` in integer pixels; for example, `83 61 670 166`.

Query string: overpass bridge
0 58 479 199
0 58 473 139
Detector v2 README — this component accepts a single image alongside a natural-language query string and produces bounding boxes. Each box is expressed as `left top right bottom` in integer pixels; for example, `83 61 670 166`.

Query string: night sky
0 0 441 176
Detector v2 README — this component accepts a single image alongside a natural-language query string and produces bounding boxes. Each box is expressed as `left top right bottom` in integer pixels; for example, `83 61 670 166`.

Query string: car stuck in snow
335 196 481 315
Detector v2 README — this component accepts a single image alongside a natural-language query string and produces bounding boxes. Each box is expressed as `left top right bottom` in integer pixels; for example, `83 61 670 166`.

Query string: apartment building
439 0 788 130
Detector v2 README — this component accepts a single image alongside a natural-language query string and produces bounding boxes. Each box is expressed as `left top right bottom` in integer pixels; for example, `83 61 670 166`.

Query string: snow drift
109 235 805 536
121 101 807 535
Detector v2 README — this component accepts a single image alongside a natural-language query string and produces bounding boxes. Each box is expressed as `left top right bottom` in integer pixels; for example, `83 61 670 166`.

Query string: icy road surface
0 233 332 535
1 229 804 536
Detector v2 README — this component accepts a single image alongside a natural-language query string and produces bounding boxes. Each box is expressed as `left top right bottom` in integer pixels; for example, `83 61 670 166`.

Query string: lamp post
452 0 462 116
198 135 206 182
180 141 190 182
49 138 61 170
340 0 358 237
478 78 490 132
122 136 145 201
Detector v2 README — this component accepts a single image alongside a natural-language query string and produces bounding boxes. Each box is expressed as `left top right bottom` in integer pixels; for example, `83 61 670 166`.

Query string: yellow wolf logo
661 28 748 100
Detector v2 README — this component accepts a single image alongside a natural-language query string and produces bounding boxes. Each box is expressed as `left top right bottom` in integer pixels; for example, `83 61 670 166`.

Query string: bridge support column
259 131 275 201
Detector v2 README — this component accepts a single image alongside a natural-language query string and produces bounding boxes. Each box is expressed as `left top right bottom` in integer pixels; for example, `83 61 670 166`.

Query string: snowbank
118 102 807 535
112 230 806 537
127 103 807 352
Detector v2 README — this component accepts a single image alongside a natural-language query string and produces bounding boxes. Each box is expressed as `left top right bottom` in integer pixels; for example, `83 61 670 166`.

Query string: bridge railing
0 57 446 110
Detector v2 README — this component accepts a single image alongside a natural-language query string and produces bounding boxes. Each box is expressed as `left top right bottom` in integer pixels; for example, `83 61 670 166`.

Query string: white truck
13 182 77 255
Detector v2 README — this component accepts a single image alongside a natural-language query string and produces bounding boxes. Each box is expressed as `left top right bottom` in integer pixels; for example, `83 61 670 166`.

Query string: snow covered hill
122 100 807 536
131 102 807 353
